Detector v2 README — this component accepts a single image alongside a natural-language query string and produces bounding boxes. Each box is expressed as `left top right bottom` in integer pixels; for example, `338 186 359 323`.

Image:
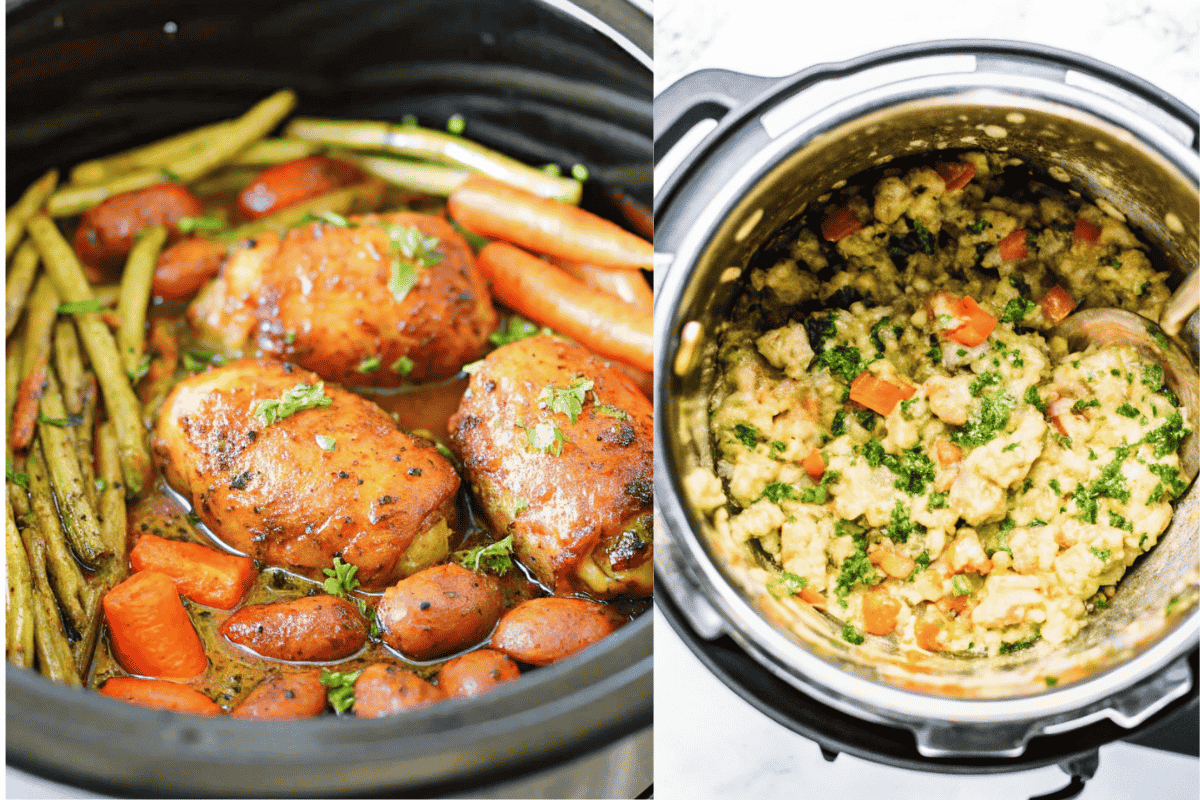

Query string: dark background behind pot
6 1 652 797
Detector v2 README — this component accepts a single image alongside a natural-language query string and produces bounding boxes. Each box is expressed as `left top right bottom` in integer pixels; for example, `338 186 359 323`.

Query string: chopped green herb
766 571 808 600
951 393 1014 449
799 486 827 504
489 316 542 347
512 497 529 515
1073 398 1100 411
453 534 515 576
841 624 865 645
38 412 83 428
127 353 152 383
883 499 923 544
356 355 382 374
1140 411 1190 457
1107 511 1133 532
1045 676 1058 687
969 371 1001 397
809 344 866 384
315 434 337 452
1094 597 1111 609
597 405 629 421
526 420 568 456
1146 462 1188 503
1146 324 1169 349
899 397 919 419
252 382 333 427
759 482 800 504
967 219 992 234
952 575 972 597
998 632 1040 655
733 423 760 448
928 491 949 509
1114 403 1139 418
835 550 880 607
1049 478 1063 496
391 355 415 376
539 378 595 424
320 669 361 714
1001 441 1019 452
323 556 360 598
912 221 935 254
6 457 29 489
1142 363 1164 390
999 296 1036 324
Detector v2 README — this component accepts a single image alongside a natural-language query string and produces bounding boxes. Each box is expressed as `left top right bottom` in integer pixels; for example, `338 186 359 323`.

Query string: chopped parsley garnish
1025 385 1047 413
869 316 895 353
830 411 848 438
899 397 919 419
56 298 103 314
766 571 808 600
841 624 865 645
127 353 151 383
391 355 415 376
733 423 759 448
538 377 594 424
1089 546 1112 563
969 371 1001 397
1045 676 1059 687
860 441 935 496
912 221 935 254
799 486 828 504
758 482 801 504
809 344 866 384
385 225 442 304
1147 462 1188 503
182 345 229 374
1002 442 1019 452
1140 411 1190 457
1146 323 1169 350
835 550 880 607
967 219 992 234
952 575 972 597
251 382 333 427
356 355 382 374
1114 403 1139 418
6 457 29 489
1107 511 1133 531
951 393 1014 449
1094 597 1111 609
320 669 361 714
489 315 542 347
998 632 1040 655
315 434 337 452
1074 449 1132 523
323 556 360 597
999 296 1036 324
803 315 839 356
597 405 629 420
883 500 923 544
1072 398 1100 411
453 534 515 576
1049 478 1063 496
928 491 949 509
1142 363 1164 390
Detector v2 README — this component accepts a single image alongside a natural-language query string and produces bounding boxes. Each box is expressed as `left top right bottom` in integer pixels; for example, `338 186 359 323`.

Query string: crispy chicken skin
448 335 653 598
154 359 459 590
188 213 498 386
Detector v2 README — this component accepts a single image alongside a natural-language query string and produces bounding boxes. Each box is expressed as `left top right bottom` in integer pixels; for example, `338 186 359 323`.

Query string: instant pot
654 41 1198 798
6 1 652 796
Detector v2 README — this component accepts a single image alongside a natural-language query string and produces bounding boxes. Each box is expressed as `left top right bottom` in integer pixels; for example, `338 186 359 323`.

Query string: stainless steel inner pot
654 41 1199 759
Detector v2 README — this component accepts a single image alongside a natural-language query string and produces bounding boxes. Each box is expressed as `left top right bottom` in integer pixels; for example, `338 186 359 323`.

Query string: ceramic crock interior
671 91 1199 700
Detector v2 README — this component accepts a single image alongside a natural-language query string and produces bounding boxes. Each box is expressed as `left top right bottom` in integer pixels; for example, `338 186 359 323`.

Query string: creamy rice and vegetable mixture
703 152 1192 656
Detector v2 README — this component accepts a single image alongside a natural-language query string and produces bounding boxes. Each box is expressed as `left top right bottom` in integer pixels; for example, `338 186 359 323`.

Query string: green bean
68 121 230 186
53 320 87 413
75 376 99 512
8 452 32 521
92 284 122 308
27 216 151 496
21 274 59 380
95 421 127 557
346 154 470 197
116 225 167 376
6 240 40 336
7 502 36 668
48 89 298 217
229 137 321 167
36 370 107 568
7 333 23 436
26 439 89 631
19 510 81 685
285 117 583 204
6 169 59 258
219 182 383 243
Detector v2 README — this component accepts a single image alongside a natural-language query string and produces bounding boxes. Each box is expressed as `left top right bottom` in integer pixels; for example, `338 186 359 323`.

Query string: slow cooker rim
653 47 1199 733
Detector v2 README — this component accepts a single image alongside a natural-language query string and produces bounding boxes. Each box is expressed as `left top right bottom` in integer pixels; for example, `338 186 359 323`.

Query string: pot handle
653 69 776 165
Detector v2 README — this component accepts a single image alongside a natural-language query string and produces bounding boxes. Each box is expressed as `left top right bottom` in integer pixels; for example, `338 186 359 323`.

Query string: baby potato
438 649 521 698
354 663 444 718
489 597 625 666
220 596 368 662
376 563 504 661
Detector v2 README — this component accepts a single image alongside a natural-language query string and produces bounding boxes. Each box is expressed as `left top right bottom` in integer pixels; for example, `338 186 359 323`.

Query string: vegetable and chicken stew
698 151 1192 658
5 89 653 718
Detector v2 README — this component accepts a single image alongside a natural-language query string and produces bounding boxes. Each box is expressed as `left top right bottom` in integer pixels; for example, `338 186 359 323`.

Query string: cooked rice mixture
703 152 1191 655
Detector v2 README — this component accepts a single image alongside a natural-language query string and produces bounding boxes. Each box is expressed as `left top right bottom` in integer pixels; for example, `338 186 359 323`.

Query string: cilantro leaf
356 355 382 374
251 382 333 427
322 556 360 598
319 669 361 714
489 316 542 347
538 377 594 424
452 534 515 576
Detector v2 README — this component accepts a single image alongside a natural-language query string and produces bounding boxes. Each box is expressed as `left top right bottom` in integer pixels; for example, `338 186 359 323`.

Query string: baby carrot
103 570 208 680
448 174 652 270
9 352 47 451
477 242 653 372
99 676 222 716
129 534 256 610
548 255 653 314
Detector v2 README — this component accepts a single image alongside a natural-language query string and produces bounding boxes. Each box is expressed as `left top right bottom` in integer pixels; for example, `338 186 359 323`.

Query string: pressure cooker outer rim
5 612 651 796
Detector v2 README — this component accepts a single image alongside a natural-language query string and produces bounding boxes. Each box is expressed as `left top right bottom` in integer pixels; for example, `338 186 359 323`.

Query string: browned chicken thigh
448 335 652 598
154 359 459 590
189 213 497 385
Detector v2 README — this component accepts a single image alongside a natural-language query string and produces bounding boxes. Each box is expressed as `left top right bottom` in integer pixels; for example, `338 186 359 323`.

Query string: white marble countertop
653 1 1198 799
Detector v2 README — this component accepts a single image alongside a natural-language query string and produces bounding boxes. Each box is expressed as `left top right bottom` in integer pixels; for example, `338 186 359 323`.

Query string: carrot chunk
99 676 223 716
476 242 652 372
129 534 257 610
997 228 1027 260
849 373 916 416
10 352 48 450
862 587 901 636
448 174 651 270
799 586 826 607
821 207 863 242
1038 284 1076 325
1072 218 1102 246
934 161 976 191
946 296 996 346
933 439 963 468
103 570 208 680
914 617 943 651
802 448 825 480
